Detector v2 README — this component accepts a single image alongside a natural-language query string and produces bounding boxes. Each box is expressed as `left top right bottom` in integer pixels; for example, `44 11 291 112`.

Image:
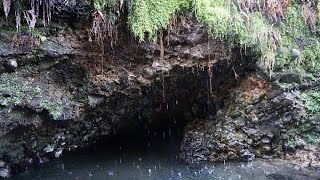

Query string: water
10 132 320 180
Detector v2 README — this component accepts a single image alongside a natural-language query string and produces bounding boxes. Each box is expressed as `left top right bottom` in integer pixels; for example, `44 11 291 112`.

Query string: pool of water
10 131 320 180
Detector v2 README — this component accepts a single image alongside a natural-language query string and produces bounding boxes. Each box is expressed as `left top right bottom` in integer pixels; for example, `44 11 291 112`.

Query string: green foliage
193 0 277 72
300 42 320 73
276 5 320 73
0 73 41 107
288 89 320 145
302 89 320 116
0 73 63 120
40 99 63 120
303 133 320 144
128 0 182 42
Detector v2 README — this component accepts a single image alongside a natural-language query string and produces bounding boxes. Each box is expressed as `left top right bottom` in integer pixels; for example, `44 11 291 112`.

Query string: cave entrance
96 63 246 157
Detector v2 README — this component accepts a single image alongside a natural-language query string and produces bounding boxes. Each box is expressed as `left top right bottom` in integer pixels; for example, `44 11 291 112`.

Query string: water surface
10 132 320 180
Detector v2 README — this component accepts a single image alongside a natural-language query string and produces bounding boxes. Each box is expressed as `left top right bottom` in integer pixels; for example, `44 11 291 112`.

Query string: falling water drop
148 169 152 176
163 131 166 139
175 100 178 105
168 128 172 137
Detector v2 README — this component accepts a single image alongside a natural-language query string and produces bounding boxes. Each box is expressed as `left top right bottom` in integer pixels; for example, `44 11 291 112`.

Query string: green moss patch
0 72 63 120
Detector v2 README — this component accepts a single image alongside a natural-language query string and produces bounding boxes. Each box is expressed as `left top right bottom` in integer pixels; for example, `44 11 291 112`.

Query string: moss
128 0 182 42
276 5 320 73
0 73 41 107
0 73 63 120
302 89 320 116
303 133 320 144
40 99 63 120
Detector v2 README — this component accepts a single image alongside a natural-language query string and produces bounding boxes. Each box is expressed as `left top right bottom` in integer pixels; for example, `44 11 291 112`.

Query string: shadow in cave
80 112 188 158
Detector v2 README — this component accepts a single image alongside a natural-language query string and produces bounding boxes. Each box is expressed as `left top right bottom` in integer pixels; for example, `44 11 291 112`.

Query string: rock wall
0 8 256 175
0 1 319 177
180 74 300 160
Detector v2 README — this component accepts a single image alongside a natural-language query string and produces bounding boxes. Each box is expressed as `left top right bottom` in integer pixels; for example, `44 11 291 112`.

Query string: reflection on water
10 131 320 180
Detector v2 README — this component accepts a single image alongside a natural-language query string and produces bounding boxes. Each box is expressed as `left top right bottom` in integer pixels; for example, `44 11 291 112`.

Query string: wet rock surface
0 11 256 175
180 74 320 167
0 3 319 178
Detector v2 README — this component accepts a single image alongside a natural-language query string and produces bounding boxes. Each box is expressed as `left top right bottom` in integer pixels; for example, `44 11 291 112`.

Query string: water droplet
148 169 152 176
163 131 166 139
107 171 114 176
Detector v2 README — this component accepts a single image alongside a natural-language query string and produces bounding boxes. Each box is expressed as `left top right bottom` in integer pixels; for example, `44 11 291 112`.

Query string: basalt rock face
0 8 257 174
0 3 319 177
180 74 307 162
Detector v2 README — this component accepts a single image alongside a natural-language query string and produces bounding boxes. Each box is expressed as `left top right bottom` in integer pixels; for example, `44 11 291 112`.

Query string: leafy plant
302 90 320 116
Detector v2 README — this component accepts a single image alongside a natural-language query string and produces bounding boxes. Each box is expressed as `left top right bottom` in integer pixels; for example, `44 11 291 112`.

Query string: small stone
43 144 55 153
142 67 155 79
263 145 271 152
290 49 300 57
0 168 10 178
240 149 255 162
261 138 270 144
281 99 293 107
266 89 283 99
55 148 63 158
230 112 242 118
0 161 5 168
267 132 274 139
246 138 253 145
3 59 18 71
279 72 301 83
295 138 306 149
